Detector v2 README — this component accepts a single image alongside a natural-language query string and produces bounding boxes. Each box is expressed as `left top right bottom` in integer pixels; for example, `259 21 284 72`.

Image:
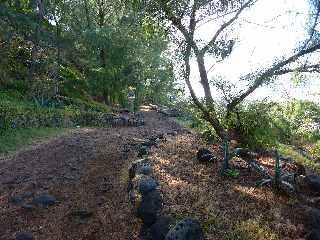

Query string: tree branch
228 43 320 111
303 3 320 49
201 0 255 55
274 64 320 75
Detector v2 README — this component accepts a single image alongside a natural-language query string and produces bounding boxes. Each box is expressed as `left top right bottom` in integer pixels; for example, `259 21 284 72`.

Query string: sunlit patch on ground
150 132 307 240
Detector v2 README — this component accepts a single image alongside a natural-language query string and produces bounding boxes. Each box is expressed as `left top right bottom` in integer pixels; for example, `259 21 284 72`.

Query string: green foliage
178 98 320 152
0 91 112 130
278 144 320 173
59 66 88 98
310 140 320 159
176 101 217 142
227 99 320 149
0 127 65 154
228 101 279 149
271 99 320 143
0 0 177 112
225 169 240 178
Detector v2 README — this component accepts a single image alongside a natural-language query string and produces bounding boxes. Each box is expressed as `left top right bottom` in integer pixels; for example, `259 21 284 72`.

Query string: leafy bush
310 141 320 160
176 101 218 142
229 101 279 149
278 144 320 173
59 66 88 99
227 100 320 150
0 91 114 130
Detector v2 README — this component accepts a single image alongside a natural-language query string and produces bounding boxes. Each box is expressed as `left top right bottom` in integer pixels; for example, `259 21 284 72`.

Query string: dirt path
0 109 184 240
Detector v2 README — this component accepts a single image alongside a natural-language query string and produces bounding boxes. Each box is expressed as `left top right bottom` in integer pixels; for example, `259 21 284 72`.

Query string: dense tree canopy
1 0 320 140
0 0 180 108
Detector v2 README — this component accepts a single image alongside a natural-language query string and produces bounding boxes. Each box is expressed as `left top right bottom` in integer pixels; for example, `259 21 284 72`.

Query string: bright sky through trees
188 0 320 102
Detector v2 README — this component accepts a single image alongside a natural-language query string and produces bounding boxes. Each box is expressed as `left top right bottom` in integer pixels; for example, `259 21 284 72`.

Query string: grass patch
0 127 66 154
225 219 280 240
278 144 320 173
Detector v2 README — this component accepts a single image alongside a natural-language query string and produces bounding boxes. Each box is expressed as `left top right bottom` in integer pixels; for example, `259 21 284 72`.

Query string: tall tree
29 0 45 82
137 0 320 139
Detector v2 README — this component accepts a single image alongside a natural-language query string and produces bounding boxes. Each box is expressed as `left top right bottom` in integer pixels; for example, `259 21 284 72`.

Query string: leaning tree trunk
195 53 227 139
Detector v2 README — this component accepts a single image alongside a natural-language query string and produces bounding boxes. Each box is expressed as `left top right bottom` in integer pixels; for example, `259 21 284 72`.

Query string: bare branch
274 64 320 75
200 0 255 55
227 43 320 111
303 3 320 49
196 7 243 30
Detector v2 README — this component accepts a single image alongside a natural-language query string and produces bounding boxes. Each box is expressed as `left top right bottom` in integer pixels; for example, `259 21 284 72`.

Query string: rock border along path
127 129 205 240
0 108 183 240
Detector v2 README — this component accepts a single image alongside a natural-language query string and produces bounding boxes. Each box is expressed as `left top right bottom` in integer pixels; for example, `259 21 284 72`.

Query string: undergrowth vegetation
0 91 113 130
178 98 320 161
0 127 65 154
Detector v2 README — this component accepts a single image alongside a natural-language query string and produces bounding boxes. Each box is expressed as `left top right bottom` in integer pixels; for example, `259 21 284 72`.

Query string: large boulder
309 208 320 228
296 173 320 195
151 215 176 240
197 148 215 163
233 148 258 159
137 190 163 227
306 229 320 240
32 194 57 207
165 218 205 240
138 177 158 195
129 174 159 196
306 174 320 194
301 207 320 240
15 232 34 240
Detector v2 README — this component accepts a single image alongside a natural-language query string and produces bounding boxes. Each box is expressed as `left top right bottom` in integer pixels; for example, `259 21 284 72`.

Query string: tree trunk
100 48 106 67
194 54 226 139
196 54 215 107
29 0 44 83
83 0 91 29
98 1 106 67
54 21 61 96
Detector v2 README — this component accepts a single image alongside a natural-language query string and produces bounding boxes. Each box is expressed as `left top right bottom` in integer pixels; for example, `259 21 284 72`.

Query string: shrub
0 92 114 130
229 101 279 149
310 141 320 160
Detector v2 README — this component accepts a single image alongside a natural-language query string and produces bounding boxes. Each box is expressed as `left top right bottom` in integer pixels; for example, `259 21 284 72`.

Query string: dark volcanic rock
306 174 320 193
306 229 320 240
32 194 57 206
151 215 176 240
139 224 152 240
21 204 34 211
138 177 158 195
9 196 24 205
137 190 163 227
197 148 214 163
234 148 258 159
15 232 34 240
138 145 150 157
136 164 153 176
129 174 158 196
165 218 205 240
309 208 320 228
128 158 151 180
